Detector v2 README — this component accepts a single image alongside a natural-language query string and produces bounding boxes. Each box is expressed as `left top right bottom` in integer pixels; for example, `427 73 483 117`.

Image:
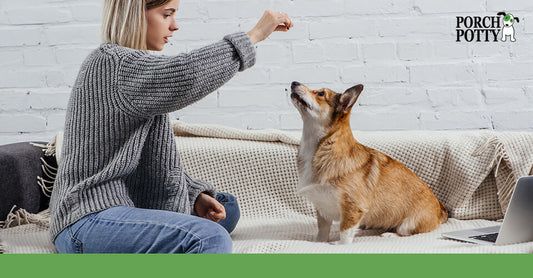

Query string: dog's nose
291 81 301 89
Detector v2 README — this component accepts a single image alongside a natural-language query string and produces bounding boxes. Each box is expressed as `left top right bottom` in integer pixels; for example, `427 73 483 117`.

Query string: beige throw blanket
172 121 533 220
1 121 533 253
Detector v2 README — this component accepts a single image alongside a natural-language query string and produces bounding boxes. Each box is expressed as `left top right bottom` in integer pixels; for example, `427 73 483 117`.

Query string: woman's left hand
194 193 226 222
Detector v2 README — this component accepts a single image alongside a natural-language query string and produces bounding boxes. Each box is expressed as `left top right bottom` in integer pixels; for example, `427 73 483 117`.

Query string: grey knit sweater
49 32 256 241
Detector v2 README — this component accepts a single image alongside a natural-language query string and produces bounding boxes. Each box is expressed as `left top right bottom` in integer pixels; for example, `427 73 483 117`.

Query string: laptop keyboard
469 233 499 243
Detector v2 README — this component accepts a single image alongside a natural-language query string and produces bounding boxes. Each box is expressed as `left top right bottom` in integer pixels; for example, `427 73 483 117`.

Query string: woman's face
146 0 180 51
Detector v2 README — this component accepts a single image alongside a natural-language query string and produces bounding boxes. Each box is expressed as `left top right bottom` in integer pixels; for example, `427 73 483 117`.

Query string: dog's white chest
299 183 342 221
297 125 342 221
297 151 341 220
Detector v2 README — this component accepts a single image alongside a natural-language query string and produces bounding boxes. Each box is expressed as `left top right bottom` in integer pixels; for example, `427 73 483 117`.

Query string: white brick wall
1 0 533 145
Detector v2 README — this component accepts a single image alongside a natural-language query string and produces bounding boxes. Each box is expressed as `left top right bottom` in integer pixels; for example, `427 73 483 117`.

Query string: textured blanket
1 121 533 253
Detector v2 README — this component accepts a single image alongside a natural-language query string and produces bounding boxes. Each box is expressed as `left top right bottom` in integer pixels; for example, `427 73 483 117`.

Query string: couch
0 141 53 221
1 121 533 253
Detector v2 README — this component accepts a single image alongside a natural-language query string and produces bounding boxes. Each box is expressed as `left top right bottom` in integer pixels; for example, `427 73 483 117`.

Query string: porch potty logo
456 12 520 42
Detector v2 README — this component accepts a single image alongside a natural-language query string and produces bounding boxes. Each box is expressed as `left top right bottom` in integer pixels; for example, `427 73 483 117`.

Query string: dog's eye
317 91 325 97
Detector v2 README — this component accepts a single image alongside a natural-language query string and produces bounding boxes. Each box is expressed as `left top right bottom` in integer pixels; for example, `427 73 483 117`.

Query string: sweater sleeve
116 32 255 118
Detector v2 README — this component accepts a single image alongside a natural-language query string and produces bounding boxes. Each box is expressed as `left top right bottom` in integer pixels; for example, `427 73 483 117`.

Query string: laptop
442 176 533 245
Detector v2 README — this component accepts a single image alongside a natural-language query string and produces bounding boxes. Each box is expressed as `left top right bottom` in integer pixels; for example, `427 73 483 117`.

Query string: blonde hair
102 0 172 50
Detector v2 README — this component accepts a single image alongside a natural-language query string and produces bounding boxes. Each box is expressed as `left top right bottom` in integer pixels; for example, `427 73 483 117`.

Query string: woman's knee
191 220 232 253
216 192 241 234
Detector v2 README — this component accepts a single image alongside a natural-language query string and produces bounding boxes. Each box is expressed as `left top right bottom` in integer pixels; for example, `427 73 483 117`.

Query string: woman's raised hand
247 10 293 44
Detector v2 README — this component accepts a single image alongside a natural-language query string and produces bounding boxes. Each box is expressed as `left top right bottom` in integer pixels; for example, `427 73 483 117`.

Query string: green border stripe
1 254 531 278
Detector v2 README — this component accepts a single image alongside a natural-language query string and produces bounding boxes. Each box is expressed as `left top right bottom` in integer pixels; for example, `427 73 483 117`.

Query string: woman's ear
339 84 364 112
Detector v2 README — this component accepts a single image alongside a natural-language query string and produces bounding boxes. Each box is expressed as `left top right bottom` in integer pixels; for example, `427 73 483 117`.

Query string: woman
50 0 293 254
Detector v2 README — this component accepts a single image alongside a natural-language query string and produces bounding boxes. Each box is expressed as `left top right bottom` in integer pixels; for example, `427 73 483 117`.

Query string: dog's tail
439 202 449 224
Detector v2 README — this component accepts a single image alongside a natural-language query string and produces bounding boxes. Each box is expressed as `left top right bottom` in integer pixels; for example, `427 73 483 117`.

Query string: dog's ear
497 11 506 17
339 84 363 112
515 17 520 23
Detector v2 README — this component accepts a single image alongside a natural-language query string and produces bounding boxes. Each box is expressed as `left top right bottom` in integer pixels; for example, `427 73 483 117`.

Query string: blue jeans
54 192 240 254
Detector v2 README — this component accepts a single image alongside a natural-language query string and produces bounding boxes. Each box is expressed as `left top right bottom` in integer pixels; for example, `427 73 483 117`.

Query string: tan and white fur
290 81 448 244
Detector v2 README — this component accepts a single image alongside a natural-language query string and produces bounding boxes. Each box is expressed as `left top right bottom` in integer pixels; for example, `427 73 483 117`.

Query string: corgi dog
290 81 448 244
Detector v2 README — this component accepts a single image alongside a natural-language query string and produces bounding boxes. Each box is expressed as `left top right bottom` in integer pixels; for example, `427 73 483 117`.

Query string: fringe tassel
473 134 517 214
0 205 16 228
30 138 56 157
472 135 499 157
473 134 509 177
0 205 50 229
497 171 517 215
30 140 58 198
37 157 57 198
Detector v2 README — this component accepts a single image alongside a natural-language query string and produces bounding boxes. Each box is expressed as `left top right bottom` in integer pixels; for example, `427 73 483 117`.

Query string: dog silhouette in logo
498 12 519 42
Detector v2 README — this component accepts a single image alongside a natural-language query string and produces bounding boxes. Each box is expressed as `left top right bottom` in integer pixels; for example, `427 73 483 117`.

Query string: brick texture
1 0 532 144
